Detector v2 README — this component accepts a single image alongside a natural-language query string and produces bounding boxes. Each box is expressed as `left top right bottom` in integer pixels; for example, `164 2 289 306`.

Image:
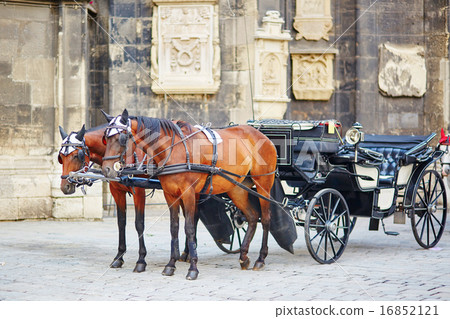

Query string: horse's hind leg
110 185 127 268
162 192 181 276
226 187 258 270
252 178 274 270
132 187 147 273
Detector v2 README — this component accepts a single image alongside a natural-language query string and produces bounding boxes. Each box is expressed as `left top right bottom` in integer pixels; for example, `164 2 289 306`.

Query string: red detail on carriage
439 128 450 145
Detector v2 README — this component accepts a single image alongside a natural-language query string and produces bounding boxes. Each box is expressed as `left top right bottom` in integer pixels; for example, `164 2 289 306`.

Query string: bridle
59 134 91 179
102 120 138 168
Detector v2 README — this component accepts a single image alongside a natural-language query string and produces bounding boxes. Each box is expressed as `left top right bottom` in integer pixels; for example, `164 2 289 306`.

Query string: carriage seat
365 147 408 177
361 134 433 186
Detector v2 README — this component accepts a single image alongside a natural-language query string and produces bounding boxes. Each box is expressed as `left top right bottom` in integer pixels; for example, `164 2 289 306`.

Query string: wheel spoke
427 214 430 246
328 232 337 257
310 228 326 242
417 191 428 207
323 230 328 260
429 215 437 242
429 212 444 228
429 190 444 206
314 231 325 255
313 208 326 224
419 213 427 241
415 211 426 228
320 197 327 220
427 172 432 201
331 197 341 216
330 210 348 223
328 193 333 220
329 229 346 246
430 177 438 203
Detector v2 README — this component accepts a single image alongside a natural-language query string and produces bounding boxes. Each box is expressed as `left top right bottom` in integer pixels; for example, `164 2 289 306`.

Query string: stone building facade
0 0 449 220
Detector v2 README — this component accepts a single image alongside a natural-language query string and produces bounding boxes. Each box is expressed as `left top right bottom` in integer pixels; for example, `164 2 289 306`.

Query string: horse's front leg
182 191 199 280
110 184 127 268
132 187 147 273
180 206 199 263
162 192 181 276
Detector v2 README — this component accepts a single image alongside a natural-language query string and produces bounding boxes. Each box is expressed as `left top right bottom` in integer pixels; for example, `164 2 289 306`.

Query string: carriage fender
403 151 443 208
267 178 297 254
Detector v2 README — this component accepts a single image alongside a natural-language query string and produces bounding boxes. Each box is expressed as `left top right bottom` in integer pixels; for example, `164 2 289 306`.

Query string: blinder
58 154 63 164
102 131 129 147
119 132 129 147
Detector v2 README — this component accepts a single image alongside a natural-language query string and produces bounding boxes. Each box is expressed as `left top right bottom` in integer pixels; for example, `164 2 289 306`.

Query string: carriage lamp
345 122 365 145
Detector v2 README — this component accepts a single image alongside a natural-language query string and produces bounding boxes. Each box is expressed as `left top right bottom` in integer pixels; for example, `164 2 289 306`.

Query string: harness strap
199 127 219 197
172 124 191 170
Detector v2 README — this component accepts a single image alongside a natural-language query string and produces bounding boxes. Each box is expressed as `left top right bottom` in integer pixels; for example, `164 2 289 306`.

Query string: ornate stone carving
378 43 426 97
151 0 220 94
253 11 291 119
291 50 336 100
293 0 333 41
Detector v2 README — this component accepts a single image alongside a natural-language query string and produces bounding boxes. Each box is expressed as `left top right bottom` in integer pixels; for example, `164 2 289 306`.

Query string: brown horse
58 124 148 273
102 109 278 280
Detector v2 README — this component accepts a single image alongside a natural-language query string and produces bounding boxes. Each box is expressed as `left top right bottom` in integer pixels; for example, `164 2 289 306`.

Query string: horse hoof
186 270 199 280
110 259 124 268
162 266 176 276
239 258 250 270
133 263 147 273
252 261 265 271
179 252 190 262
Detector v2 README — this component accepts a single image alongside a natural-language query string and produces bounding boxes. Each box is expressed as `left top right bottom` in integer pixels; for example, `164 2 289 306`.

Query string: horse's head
102 109 137 178
58 125 89 194
439 128 450 177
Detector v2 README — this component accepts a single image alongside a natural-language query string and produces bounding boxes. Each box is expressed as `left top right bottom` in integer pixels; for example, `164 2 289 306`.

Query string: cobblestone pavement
1 209 449 301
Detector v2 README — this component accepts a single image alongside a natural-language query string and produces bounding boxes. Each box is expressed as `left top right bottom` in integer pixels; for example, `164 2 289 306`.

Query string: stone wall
0 2 102 221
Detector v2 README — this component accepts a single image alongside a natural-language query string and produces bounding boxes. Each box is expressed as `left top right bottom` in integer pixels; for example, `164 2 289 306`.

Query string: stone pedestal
253 11 291 119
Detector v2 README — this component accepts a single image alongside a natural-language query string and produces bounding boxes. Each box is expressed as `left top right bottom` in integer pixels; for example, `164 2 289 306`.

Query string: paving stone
0 212 449 300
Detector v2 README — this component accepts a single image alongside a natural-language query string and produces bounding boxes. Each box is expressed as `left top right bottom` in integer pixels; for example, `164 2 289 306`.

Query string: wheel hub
428 204 437 214
325 221 337 232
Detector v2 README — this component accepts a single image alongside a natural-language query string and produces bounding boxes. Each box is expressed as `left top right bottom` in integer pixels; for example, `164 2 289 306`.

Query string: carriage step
381 219 399 236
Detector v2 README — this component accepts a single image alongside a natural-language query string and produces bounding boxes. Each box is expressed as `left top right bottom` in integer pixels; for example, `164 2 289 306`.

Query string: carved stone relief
291 51 336 100
378 43 426 97
151 0 220 94
293 0 332 41
253 11 291 119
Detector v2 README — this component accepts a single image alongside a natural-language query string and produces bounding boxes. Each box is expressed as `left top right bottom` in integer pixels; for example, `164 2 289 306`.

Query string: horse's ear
120 109 129 125
441 128 446 139
75 124 86 141
59 126 68 140
101 109 114 122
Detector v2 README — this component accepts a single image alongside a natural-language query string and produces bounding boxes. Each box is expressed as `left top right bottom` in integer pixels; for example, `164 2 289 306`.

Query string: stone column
253 11 291 119
52 4 102 219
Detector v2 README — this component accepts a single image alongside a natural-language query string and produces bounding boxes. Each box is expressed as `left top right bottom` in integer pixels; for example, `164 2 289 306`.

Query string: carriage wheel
411 170 447 248
215 201 247 254
304 188 351 264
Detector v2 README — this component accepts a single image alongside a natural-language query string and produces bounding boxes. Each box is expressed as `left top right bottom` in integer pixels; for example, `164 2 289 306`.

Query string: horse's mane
87 123 108 133
135 116 193 145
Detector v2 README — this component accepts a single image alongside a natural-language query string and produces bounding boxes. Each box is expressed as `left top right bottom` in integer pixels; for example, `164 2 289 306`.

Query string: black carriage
203 119 447 263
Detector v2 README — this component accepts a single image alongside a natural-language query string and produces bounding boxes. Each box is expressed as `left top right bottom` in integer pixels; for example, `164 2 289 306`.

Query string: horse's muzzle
102 166 118 179
61 181 76 195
